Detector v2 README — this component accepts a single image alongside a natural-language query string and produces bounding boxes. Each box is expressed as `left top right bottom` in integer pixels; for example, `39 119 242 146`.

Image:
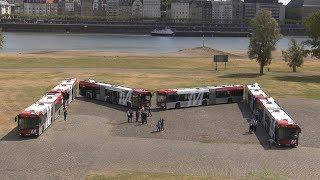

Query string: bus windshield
157 93 166 102
278 128 299 140
140 94 151 102
18 117 40 129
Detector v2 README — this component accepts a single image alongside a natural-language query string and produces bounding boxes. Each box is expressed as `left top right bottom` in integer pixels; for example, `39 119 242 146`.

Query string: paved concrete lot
0 97 320 179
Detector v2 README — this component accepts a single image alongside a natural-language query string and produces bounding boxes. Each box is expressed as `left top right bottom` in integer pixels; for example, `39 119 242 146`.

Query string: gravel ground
0 97 319 179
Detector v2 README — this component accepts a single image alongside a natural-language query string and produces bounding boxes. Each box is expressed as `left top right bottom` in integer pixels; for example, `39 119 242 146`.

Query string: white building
143 0 160 18
212 0 233 20
0 0 14 14
131 0 143 18
106 0 119 18
171 0 189 19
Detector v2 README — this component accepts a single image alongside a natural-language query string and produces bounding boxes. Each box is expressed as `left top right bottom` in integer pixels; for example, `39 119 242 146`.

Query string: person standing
160 118 165 131
147 106 152 117
252 118 258 133
135 108 140 122
64 109 68 121
127 109 133 123
156 120 161 132
249 118 254 133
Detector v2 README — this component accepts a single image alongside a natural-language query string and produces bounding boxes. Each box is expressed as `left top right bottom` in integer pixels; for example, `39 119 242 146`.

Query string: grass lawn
0 52 319 132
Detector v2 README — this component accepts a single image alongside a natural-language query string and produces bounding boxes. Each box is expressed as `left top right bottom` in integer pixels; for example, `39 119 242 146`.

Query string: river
0 32 309 53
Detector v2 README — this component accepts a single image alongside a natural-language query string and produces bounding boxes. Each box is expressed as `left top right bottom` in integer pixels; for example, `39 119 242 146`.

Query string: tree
305 11 320 59
282 38 308 72
248 10 282 75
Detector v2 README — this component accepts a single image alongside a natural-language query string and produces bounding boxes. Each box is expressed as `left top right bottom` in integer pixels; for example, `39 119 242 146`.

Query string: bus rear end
134 89 151 108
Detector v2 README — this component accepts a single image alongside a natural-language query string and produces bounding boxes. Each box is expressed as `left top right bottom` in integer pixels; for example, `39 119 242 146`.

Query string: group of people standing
126 106 165 132
126 106 152 125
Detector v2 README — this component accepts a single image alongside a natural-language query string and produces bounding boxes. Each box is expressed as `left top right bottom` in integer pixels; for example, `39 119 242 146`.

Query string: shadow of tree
219 73 260 79
274 75 320 83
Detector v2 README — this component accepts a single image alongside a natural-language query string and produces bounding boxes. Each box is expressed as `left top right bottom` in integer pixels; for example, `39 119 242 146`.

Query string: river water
1 32 309 53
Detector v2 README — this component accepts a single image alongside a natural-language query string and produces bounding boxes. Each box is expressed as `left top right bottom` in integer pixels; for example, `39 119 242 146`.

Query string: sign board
213 55 228 62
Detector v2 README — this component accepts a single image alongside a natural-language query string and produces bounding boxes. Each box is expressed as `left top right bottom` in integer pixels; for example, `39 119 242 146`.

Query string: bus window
203 92 209 99
178 94 188 101
216 91 230 98
278 128 299 139
232 90 243 96
167 94 178 102
157 93 166 102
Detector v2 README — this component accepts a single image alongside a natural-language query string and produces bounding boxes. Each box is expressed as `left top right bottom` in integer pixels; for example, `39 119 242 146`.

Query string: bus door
111 90 118 104
209 89 216 105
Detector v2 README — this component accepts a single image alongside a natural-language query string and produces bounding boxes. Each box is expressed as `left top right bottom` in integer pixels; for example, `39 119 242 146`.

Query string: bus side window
178 94 188 101
203 92 209 99
167 94 178 102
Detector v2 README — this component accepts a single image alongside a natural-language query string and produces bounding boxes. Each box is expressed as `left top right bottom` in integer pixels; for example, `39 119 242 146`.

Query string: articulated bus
256 97 301 147
79 79 152 108
15 93 63 137
48 78 78 108
156 85 244 109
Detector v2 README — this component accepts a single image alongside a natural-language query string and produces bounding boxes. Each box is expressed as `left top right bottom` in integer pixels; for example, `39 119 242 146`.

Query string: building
61 0 81 15
45 0 58 14
80 0 93 16
6 0 22 13
212 0 233 20
106 0 119 18
131 0 143 18
0 0 14 14
188 0 212 21
171 0 190 19
23 0 47 14
302 0 320 18
143 0 160 18
232 0 243 20
118 0 134 18
243 0 285 21
189 1 202 20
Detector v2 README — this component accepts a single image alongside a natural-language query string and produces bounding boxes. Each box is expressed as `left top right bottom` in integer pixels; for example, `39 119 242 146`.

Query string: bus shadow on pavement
237 101 272 150
1 127 36 141
77 97 127 112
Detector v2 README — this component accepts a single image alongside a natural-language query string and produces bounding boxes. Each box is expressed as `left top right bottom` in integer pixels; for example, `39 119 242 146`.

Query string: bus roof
51 84 72 92
38 93 62 104
20 102 48 117
96 82 133 92
259 97 280 110
249 89 268 98
158 85 243 95
267 108 296 125
247 83 261 90
60 78 77 86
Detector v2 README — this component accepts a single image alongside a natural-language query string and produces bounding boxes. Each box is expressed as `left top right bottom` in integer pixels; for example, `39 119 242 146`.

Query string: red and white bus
257 97 301 147
246 83 269 112
48 78 78 108
15 93 64 137
79 79 151 108
156 85 244 109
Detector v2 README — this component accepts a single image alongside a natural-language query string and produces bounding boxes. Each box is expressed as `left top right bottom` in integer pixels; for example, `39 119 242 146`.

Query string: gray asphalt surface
0 97 319 179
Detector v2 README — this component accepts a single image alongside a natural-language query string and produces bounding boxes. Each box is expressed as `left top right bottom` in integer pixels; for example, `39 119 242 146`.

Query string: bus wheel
175 103 181 109
127 102 132 108
227 98 233 103
202 100 208 106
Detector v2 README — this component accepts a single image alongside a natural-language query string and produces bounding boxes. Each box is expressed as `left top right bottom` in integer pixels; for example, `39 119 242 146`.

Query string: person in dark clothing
64 109 67 121
135 108 140 122
156 120 161 132
141 111 147 124
127 109 133 123
147 106 152 117
160 118 165 131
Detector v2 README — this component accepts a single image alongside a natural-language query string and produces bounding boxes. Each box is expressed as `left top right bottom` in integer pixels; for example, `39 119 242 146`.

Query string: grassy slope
0 54 319 132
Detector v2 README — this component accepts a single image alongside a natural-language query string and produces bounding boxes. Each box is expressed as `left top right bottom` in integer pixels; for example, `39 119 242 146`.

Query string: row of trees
248 10 320 75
